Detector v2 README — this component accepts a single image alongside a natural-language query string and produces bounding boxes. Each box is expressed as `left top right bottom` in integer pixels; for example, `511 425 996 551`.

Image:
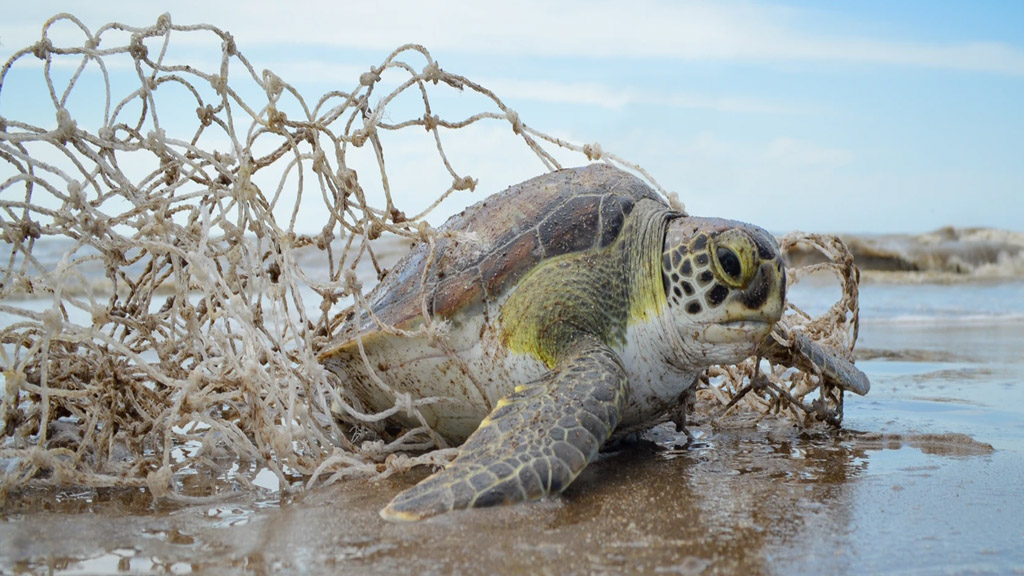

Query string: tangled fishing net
0 14 861 499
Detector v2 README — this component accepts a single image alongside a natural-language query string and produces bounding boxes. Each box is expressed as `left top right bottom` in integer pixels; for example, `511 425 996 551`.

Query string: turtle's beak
703 319 775 345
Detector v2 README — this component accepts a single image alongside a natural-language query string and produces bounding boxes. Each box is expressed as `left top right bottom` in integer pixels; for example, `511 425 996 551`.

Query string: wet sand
0 427 1013 575
3 306 1023 575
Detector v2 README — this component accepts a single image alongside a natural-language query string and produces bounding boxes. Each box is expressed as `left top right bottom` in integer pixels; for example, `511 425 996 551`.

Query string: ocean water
2 231 1024 574
790 268 1024 449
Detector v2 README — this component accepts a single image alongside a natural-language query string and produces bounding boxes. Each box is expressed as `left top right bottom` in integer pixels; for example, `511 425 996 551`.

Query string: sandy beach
2 265 1023 575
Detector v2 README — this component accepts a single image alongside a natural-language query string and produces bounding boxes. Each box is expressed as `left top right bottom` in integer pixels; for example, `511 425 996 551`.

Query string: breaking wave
786 227 1024 280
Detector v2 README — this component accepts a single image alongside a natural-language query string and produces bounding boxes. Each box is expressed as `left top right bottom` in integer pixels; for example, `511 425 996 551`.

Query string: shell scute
479 231 542 303
598 193 634 248
433 266 483 320
537 194 604 256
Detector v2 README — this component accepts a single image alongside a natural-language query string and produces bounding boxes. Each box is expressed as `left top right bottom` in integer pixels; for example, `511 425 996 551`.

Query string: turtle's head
661 217 785 367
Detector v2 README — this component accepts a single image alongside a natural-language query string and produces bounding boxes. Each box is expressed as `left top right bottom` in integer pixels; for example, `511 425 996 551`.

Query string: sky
1 1 1022 234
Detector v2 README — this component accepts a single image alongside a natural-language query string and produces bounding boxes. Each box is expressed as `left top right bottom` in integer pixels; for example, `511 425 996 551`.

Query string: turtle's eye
716 247 743 283
710 230 757 288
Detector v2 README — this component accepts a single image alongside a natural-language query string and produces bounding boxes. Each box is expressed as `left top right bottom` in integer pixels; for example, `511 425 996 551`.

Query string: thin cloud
6 3 1024 76
476 77 801 114
107 0 1024 76
764 138 854 169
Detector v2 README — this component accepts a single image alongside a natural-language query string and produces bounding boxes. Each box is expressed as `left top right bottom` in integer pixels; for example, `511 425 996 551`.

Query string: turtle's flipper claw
380 335 628 522
380 502 426 523
380 482 462 522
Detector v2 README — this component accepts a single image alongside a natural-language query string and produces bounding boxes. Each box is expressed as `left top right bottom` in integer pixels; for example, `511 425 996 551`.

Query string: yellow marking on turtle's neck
499 199 672 368
625 221 669 327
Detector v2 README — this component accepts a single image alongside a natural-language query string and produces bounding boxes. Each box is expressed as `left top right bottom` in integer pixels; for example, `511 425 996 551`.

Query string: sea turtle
319 164 868 522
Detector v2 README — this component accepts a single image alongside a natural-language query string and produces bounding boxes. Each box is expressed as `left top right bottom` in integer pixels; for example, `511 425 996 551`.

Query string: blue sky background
2 1 1022 234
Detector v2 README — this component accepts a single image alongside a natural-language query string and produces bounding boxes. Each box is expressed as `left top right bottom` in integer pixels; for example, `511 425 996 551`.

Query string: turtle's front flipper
380 336 628 522
765 323 871 396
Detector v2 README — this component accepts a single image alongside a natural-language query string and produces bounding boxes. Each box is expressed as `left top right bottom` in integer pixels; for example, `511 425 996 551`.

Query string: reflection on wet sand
550 425 871 575
0 424 889 574
0 415 1018 574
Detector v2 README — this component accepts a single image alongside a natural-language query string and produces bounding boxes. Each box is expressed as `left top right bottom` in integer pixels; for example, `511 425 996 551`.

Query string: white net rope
0 14 860 499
